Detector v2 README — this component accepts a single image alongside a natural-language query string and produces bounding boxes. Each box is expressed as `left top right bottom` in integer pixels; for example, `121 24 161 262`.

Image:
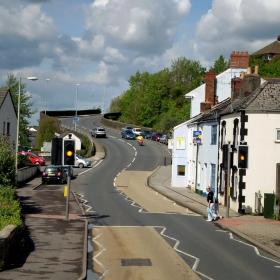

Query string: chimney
230 51 249 69
204 72 216 106
200 102 212 114
254 65 259 74
231 72 261 101
242 73 261 97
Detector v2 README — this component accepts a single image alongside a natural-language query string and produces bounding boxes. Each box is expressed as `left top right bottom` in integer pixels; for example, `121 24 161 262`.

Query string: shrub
0 135 16 186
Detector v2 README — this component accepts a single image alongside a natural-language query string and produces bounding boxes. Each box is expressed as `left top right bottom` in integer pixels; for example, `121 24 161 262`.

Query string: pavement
2 137 280 279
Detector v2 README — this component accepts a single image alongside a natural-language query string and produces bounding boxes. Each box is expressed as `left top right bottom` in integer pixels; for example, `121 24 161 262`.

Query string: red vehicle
151 132 163 141
18 151 46 166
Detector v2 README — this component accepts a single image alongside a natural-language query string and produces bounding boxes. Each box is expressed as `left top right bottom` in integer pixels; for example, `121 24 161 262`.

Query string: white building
172 51 251 188
218 78 280 214
0 88 17 149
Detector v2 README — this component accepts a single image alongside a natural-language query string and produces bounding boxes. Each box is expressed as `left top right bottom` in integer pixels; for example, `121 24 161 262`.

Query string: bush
0 185 24 231
0 135 16 186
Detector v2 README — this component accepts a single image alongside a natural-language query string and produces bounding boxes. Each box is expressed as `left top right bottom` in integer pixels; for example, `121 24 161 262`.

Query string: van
132 128 143 136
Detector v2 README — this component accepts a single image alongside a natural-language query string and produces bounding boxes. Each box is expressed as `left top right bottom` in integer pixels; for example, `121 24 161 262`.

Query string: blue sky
0 0 279 125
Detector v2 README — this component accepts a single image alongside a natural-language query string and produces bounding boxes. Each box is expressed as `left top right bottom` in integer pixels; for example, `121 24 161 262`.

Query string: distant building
251 35 280 61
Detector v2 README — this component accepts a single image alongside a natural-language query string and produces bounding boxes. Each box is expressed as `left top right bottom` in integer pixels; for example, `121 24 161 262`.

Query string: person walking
214 194 223 220
206 186 216 221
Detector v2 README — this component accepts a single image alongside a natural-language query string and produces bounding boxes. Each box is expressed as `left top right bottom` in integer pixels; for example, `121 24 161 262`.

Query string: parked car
151 132 163 141
142 130 152 139
132 128 143 136
122 126 133 131
159 135 168 144
75 154 91 168
42 166 67 184
91 127 106 138
121 129 136 139
18 151 46 166
166 132 173 145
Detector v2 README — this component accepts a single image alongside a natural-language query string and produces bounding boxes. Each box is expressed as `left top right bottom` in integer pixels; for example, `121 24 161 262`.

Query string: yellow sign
64 186 68 197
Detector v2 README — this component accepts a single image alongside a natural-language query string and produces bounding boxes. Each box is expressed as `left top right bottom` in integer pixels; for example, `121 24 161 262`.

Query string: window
210 164 216 189
177 165 185 176
211 125 217 145
7 122 10 135
232 171 238 198
276 128 280 142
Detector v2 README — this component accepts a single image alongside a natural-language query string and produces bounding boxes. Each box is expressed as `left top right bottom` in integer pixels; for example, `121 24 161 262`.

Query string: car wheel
78 163 84 168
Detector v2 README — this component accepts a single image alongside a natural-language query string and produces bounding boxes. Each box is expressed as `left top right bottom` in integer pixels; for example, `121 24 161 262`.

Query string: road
62 116 280 280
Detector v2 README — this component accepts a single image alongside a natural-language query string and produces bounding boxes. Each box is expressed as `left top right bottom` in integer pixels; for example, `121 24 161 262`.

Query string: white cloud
195 0 280 66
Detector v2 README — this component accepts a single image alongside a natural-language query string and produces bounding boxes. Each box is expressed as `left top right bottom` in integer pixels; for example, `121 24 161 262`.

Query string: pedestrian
206 186 217 221
214 194 223 220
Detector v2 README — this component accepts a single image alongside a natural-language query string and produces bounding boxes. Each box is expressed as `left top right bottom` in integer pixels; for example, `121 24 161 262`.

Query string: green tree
250 55 280 77
4 73 37 147
209 55 230 75
110 56 205 130
0 135 16 186
36 118 60 148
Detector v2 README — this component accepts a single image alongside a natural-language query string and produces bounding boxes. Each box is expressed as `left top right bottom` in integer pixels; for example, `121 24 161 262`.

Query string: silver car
91 127 106 138
75 154 91 168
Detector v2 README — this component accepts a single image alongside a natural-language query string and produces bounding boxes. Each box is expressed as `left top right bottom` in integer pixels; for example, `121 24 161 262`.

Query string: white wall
171 122 190 187
186 68 247 118
219 112 280 213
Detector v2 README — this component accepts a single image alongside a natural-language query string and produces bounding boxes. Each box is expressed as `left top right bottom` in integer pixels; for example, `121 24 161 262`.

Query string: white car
132 128 143 136
75 154 91 168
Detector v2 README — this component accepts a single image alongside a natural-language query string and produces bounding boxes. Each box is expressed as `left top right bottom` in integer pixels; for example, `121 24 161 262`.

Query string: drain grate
121 258 152 266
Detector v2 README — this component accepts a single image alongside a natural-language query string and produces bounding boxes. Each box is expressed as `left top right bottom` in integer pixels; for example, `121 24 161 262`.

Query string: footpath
1 136 280 279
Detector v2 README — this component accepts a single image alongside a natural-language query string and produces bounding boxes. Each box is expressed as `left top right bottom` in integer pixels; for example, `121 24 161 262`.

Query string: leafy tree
114 57 205 130
250 55 280 77
209 55 229 75
0 135 16 186
4 73 37 147
36 118 60 148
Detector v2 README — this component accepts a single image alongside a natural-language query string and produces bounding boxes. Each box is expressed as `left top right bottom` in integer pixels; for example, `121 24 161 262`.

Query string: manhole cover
121 259 152 266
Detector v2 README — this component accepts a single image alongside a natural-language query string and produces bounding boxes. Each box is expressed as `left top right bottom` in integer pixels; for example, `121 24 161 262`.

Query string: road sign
73 117 79 121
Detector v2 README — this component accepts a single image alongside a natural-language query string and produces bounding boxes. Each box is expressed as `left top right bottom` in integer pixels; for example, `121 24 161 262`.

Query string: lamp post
103 86 108 114
91 95 94 109
45 79 50 114
15 76 38 177
75 84 81 131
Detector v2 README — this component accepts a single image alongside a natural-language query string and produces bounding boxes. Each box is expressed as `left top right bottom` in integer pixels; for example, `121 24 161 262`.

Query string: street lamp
15 76 38 177
103 86 108 113
45 79 50 114
75 84 81 131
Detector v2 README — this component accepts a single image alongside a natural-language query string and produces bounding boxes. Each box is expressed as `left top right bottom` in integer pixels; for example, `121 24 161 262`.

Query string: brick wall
230 51 249 69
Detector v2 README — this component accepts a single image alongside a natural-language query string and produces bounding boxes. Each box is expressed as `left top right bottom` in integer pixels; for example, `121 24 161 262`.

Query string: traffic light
238 145 248 169
63 139 75 166
51 138 62 165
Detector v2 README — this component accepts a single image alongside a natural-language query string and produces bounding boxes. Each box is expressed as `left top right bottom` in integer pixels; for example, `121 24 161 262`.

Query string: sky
1 0 280 125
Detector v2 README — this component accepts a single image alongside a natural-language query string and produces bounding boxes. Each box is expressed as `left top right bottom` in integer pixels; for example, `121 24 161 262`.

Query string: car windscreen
98 128 105 131
44 167 60 172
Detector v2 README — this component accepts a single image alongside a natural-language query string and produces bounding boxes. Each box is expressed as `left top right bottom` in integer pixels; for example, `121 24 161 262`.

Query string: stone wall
0 225 17 271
